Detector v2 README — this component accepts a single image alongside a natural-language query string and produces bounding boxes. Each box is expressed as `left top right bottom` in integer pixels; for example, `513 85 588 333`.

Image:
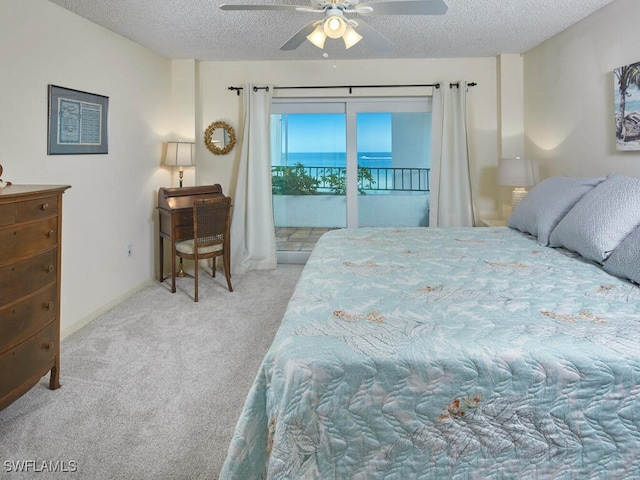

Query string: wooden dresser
0 184 70 410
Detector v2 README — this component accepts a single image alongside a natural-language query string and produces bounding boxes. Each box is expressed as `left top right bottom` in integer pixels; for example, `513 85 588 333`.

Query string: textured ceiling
47 0 615 62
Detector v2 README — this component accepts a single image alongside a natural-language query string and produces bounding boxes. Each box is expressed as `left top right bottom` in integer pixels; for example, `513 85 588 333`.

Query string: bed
220 174 640 479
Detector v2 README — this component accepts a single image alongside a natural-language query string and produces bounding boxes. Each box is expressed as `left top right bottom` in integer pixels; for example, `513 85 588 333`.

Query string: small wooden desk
157 184 225 291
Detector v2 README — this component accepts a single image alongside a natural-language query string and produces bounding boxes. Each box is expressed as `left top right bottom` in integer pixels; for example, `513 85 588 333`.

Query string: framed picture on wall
47 85 109 155
614 61 640 151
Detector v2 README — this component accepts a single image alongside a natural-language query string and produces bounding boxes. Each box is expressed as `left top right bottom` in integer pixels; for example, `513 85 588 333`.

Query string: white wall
0 0 173 335
524 0 640 179
195 58 502 220
168 59 198 187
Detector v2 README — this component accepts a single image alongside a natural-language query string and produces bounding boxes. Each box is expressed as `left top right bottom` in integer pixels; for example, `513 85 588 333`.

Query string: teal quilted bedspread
220 227 640 479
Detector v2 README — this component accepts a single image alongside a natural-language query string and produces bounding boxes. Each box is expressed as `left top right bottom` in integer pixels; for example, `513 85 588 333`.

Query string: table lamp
163 141 195 277
498 157 539 208
163 141 195 187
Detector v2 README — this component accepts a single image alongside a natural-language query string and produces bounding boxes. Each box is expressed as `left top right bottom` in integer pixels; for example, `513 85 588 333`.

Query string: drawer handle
42 342 53 351
46 230 54 238
45 264 54 273
44 302 54 311
41 203 49 211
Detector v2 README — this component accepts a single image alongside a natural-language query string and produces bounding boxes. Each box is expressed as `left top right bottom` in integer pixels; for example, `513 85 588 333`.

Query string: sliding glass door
349 99 432 227
271 97 431 262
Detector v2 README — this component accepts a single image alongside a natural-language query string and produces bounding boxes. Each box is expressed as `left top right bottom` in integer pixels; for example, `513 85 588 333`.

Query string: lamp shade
306 23 327 49
324 13 347 39
163 142 195 167
497 157 538 187
342 25 362 49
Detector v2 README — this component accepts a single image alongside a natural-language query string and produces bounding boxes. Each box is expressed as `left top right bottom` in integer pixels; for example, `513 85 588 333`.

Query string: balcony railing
272 165 430 194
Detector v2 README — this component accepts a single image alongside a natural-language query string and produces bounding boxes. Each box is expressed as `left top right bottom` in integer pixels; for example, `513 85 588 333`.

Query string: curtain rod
227 82 476 96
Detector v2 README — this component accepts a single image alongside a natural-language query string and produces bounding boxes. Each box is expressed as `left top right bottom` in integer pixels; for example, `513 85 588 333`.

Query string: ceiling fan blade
280 21 318 51
220 3 302 11
353 19 392 49
358 0 448 16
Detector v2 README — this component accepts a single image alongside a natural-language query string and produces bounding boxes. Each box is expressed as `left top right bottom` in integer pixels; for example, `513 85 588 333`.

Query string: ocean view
275 152 392 169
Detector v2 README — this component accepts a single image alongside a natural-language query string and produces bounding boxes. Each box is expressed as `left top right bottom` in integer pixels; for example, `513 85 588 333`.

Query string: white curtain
429 81 476 227
230 84 277 274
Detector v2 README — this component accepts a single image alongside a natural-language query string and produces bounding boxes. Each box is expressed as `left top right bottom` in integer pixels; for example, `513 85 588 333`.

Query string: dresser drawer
0 249 57 305
0 203 16 226
0 216 58 265
0 321 57 401
16 195 59 223
0 285 57 354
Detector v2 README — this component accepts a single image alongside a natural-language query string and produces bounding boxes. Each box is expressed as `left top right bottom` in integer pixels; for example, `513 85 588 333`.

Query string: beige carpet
0 264 303 479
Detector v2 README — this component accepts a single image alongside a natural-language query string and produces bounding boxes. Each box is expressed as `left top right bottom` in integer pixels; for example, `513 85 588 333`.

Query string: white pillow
507 176 605 246
548 174 640 263
602 225 640 284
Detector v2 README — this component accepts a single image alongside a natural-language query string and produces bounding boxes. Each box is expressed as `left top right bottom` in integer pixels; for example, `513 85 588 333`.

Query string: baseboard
60 279 154 340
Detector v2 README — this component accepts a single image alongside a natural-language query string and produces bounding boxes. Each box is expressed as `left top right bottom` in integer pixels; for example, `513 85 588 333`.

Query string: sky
284 113 392 153
615 83 640 112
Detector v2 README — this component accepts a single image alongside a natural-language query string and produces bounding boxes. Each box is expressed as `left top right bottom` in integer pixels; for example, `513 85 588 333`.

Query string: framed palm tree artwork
614 61 640 151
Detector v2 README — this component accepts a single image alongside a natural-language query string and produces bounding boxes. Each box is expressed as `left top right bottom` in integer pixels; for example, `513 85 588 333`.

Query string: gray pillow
548 174 640 263
603 225 640 284
507 176 604 246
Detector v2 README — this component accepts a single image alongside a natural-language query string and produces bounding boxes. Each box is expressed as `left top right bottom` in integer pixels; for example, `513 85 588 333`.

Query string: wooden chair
174 196 233 301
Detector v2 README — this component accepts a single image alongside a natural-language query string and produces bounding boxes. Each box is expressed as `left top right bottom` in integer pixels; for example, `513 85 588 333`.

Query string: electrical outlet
126 243 133 257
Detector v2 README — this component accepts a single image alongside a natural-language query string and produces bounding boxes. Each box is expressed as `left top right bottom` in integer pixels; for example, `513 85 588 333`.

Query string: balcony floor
275 227 338 252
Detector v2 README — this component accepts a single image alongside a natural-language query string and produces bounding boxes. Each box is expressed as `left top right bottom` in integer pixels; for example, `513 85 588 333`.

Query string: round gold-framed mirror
204 121 236 155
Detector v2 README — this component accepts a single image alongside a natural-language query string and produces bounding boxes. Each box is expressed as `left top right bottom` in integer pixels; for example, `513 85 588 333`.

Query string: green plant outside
321 167 375 195
271 163 319 195
271 162 376 195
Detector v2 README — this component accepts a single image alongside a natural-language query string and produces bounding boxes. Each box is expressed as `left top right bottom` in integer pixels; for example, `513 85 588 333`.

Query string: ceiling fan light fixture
306 23 327 48
324 14 346 39
342 25 362 49
223 0 450 52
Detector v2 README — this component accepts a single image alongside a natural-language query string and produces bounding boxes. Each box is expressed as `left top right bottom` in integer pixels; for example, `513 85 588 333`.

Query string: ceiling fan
219 0 448 51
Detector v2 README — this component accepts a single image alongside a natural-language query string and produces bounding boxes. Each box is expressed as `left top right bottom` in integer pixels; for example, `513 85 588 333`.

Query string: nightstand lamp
498 157 539 208
164 141 195 188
